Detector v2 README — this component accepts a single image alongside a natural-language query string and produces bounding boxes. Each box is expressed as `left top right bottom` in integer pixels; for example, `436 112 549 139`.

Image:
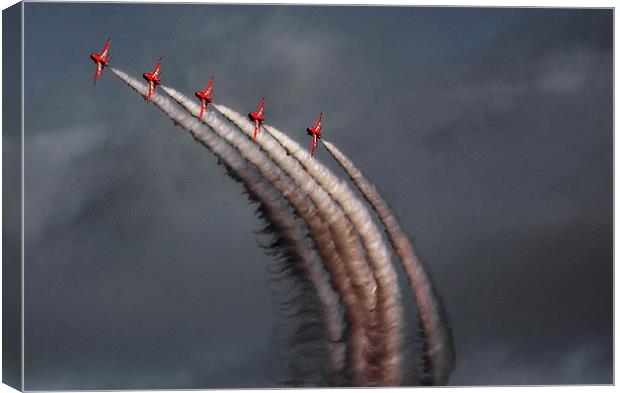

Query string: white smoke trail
163 86 377 385
322 139 456 385
110 67 344 383
212 104 378 311
263 124 404 386
256 185 343 385
213 104 403 386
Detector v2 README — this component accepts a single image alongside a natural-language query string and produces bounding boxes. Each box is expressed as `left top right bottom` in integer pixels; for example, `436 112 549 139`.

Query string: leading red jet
248 97 265 140
90 38 110 85
143 57 162 103
195 76 214 121
306 112 323 157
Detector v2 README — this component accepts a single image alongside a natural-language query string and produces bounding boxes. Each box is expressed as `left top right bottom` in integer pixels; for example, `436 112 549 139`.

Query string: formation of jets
90 39 324 156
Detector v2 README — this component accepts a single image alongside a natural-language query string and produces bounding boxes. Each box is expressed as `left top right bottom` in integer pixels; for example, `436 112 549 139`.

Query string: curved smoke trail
110 67 454 387
213 104 402 386
162 87 377 386
322 140 456 385
256 192 339 386
110 67 341 384
263 124 404 386
212 105 379 318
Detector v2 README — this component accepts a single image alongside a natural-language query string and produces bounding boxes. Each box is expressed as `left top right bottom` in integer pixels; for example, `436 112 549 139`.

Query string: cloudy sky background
16 4 612 389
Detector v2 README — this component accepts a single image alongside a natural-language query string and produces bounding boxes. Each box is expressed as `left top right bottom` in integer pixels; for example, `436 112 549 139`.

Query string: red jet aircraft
306 112 323 157
90 38 110 85
248 97 266 140
195 76 214 120
143 58 162 103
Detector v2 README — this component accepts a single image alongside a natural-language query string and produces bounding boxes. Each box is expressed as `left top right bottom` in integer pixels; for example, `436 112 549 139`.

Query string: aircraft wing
153 59 162 77
257 99 265 116
100 40 110 57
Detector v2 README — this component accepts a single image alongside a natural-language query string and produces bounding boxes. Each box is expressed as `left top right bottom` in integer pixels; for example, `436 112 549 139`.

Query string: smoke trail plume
164 87 378 386
322 140 456 385
262 124 405 386
110 67 454 387
256 192 339 386
213 104 403 386
110 67 340 384
212 103 378 314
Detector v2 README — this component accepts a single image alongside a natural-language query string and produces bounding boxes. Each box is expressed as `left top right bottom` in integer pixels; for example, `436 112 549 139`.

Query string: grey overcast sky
15 3 612 389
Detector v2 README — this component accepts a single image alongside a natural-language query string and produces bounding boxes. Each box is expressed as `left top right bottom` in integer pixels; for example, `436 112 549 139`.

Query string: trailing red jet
90 38 110 85
248 97 265 140
143 57 162 103
306 112 323 157
195 76 214 120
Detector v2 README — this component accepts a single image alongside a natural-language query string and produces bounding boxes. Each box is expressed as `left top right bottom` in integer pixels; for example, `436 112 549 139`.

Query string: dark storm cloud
21 4 611 389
